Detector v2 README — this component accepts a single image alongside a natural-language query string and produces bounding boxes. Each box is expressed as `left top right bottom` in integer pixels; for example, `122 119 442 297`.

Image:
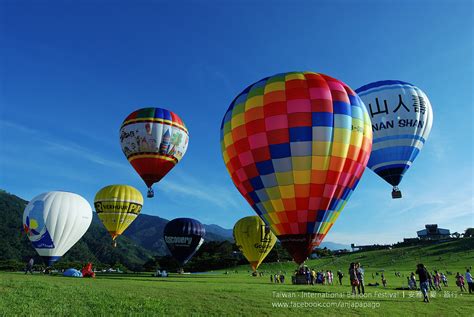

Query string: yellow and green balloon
94 185 143 245
233 216 276 271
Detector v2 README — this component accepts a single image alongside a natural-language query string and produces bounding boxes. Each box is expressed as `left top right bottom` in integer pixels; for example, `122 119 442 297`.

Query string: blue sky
1 0 472 245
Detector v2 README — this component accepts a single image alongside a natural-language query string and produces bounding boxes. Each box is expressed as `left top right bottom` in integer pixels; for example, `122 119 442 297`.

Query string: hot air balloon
355 80 433 198
120 107 189 198
94 185 143 247
163 218 205 266
220 72 372 265
233 216 276 271
22 191 92 266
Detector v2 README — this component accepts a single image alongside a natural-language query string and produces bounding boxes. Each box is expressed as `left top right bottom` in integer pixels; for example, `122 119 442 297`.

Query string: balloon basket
391 187 402 199
147 188 154 198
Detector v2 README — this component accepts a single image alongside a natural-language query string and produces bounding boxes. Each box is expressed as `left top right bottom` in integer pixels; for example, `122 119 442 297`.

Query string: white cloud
0 119 126 169
328 231 403 246
42 139 126 168
159 172 242 210
335 185 473 245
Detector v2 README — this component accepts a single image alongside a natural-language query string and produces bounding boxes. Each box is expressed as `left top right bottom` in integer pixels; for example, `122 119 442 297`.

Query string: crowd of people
264 261 473 304
269 272 286 283
291 266 336 285
408 264 474 303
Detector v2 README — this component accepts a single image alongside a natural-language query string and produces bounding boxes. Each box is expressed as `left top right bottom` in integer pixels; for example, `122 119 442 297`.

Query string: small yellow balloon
94 185 143 241
233 216 276 271
30 219 38 229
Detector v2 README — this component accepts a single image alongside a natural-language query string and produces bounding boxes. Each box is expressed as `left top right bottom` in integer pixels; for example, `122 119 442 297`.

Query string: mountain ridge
0 189 234 262
0 189 349 271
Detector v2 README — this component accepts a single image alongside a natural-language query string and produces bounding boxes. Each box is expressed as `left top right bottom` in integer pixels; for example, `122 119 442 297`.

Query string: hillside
3 189 471 274
242 238 474 276
0 189 233 269
0 189 154 270
122 214 234 256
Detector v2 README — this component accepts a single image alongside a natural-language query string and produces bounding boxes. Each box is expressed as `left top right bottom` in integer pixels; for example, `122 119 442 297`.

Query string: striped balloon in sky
220 72 372 264
355 80 433 198
120 107 189 198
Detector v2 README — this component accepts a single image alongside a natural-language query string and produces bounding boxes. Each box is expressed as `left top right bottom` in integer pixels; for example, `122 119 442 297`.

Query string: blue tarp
63 268 83 277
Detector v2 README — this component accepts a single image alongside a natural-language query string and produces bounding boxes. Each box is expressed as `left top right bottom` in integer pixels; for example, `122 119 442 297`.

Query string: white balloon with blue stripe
23 191 93 266
355 80 433 198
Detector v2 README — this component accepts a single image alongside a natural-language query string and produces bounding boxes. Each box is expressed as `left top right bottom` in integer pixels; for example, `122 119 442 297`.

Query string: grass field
1 239 473 316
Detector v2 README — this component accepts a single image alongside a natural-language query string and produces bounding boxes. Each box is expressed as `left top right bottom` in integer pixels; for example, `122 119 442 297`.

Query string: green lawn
1 271 473 316
1 239 473 316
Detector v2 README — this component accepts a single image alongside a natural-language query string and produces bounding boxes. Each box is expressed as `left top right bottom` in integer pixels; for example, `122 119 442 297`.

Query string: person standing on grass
416 264 430 303
305 268 311 285
381 273 387 287
270 274 273 283
356 263 365 295
24 258 34 274
337 270 344 285
280 273 285 284
456 272 466 292
349 263 359 295
466 269 473 294
428 271 436 291
410 272 417 289
433 270 442 291
441 272 448 287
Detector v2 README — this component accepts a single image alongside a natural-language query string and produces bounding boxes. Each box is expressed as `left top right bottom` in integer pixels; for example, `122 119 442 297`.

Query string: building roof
417 228 450 236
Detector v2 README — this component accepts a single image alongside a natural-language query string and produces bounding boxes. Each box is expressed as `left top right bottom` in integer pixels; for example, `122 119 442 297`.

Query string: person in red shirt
82 263 96 278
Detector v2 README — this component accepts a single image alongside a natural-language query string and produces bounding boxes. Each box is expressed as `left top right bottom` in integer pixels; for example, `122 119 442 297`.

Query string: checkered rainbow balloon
220 72 372 264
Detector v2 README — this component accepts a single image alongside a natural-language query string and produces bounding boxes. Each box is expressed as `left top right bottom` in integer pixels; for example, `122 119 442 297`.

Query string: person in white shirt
466 269 473 294
441 273 448 287
407 276 415 290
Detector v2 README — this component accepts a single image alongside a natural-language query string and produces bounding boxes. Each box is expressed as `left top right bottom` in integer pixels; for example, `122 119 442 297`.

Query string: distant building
417 224 450 240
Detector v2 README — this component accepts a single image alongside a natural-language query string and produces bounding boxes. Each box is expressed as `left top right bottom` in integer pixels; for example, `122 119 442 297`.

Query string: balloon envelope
220 72 372 264
63 268 83 278
94 184 143 241
233 216 276 271
355 80 433 193
163 218 205 266
120 107 189 197
23 191 92 266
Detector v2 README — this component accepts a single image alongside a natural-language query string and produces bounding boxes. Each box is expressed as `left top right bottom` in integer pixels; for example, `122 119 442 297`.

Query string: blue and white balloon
356 80 433 198
23 191 92 266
